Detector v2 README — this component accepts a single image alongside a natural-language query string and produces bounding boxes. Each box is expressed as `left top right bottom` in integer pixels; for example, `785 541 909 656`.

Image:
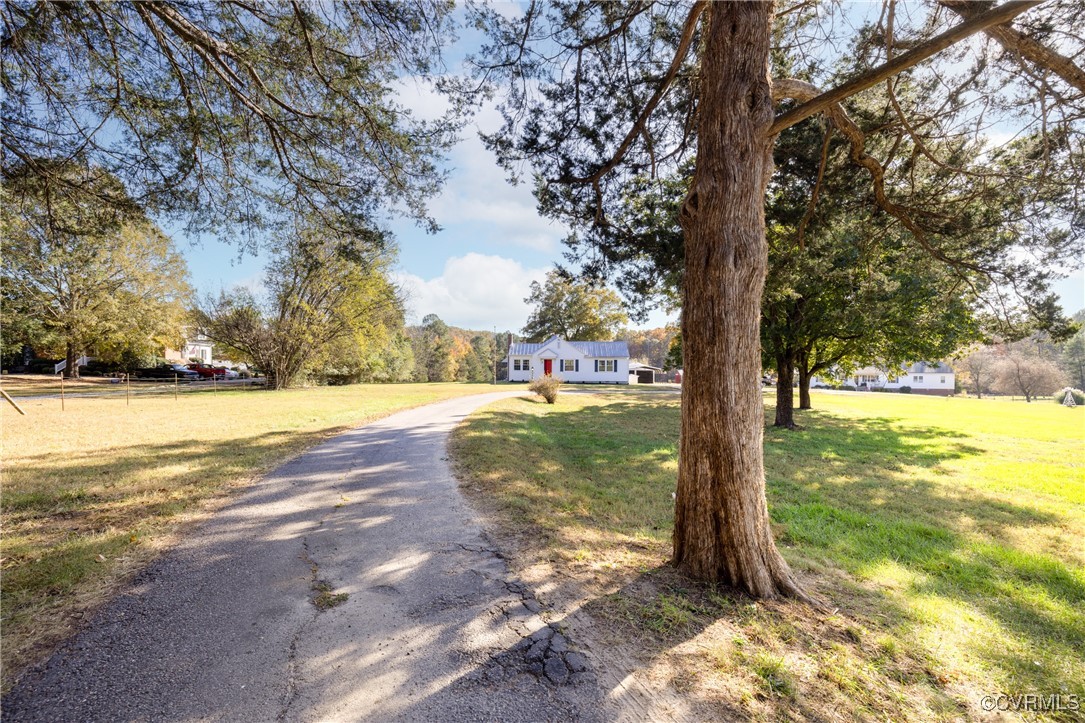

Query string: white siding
506 338 629 383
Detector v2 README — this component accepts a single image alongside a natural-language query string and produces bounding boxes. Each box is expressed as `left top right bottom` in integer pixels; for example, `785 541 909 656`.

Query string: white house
164 330 214 364
843 361 955 396
507 336 630 384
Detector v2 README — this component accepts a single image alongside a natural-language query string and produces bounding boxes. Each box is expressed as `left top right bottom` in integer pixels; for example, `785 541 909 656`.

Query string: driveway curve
4 391 603 722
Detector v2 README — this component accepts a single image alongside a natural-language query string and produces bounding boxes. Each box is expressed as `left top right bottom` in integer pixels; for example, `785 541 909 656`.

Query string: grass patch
312 582 349 610
452 390 1084 720
751 652 797 698
0 381 498 689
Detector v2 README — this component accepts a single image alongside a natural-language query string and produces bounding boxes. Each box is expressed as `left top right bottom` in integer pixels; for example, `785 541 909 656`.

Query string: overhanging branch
556 1 705 185
769 0 1042 136
939 0 1085 95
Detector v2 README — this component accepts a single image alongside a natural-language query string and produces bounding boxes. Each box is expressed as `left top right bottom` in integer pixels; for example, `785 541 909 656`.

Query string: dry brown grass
0 382 494 690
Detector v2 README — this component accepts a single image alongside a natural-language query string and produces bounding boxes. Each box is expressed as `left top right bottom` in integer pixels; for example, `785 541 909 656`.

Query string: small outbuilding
628 362 662 384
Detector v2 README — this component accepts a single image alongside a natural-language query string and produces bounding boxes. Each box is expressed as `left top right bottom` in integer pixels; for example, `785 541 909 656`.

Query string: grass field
452 390 1084 720
0 381 497 690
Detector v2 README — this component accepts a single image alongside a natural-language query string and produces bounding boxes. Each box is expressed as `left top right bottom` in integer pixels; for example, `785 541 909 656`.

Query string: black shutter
594 359 598 372
575 359 579 372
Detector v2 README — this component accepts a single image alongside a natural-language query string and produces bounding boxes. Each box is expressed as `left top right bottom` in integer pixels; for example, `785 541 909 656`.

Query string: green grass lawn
452 390 1084 720
0 382 498 690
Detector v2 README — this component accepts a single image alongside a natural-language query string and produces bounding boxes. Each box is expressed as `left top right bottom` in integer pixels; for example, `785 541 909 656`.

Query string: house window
914 375 923 383
561 359 577 372
941 376 946 384
596 359 616 373
512 359 520 371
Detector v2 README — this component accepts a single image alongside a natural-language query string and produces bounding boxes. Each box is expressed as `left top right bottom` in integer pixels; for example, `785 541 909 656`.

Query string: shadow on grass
0 425 349 678
454 397 1085 712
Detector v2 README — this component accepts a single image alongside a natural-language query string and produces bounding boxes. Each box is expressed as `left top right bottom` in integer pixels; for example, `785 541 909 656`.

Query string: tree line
960 315 1085 402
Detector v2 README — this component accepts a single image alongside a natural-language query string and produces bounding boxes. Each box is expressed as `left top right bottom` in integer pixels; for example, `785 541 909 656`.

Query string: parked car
186 362 229 380
133 364 200 380
221 368 240 379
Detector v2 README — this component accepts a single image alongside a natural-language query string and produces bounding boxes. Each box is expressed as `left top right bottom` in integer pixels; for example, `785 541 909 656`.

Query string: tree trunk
774 350 796 429
65 340 79 379
673 2 807 601
797 351 812 410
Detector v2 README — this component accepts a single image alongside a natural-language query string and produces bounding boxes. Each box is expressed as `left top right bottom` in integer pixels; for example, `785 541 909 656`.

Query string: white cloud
396 253 548 330
392 80 567 254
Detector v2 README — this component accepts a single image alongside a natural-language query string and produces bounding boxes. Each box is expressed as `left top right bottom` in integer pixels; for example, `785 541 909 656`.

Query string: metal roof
507 337 629 358
905 361 954 374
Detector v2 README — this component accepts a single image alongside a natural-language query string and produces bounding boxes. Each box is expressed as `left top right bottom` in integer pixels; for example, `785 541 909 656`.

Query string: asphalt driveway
3 391 603 722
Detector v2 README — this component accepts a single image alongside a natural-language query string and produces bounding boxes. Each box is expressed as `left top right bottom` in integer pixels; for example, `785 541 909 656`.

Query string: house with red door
506 336 630 384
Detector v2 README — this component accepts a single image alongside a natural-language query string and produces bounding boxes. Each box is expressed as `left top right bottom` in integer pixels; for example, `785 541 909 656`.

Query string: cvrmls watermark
980 694 1079 712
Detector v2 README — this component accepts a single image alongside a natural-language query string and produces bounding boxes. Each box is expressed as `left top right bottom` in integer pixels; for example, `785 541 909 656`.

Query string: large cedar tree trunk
774 351 796 429
673 2 807 600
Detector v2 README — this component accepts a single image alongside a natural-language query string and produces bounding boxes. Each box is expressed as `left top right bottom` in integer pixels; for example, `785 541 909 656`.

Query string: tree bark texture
674 2 807 600
65 340 79 379
774 351 796 429
797 352 812 410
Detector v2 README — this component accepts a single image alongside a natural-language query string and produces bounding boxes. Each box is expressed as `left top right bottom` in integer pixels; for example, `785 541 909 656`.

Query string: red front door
543 359 553 376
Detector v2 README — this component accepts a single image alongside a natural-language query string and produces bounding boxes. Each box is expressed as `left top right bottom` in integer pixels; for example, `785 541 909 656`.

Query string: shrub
898 386 912 394
529 375 562 404
841 384 856 391
1053 387 1084 405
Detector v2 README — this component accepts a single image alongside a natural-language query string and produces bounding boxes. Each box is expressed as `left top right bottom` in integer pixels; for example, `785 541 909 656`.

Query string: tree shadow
453 396 1084 716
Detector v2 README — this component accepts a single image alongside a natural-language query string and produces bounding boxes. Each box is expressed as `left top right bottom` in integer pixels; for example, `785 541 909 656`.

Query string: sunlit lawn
452 390 1084 720
0 381 496 690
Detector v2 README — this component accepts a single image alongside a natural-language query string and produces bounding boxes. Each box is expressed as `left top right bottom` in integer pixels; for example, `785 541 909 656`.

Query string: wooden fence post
1 388 26 415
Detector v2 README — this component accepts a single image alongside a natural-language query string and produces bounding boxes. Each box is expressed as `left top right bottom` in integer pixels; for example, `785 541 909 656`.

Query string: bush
841 384 856 391
898 386 912 394
529 375 562 404
1053 387 1084 405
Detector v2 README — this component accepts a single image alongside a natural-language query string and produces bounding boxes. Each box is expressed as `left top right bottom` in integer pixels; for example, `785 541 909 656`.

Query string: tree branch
555 1 705 185
769 0 1043 135
938 0 1085 95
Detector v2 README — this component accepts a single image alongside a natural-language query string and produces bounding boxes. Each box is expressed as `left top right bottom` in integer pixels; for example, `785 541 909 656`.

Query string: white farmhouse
846 361 955 396
507 336 630 384
164 329 214 364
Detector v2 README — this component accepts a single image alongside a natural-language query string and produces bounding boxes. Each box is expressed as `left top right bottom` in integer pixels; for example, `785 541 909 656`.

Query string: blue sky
179 3 1083 333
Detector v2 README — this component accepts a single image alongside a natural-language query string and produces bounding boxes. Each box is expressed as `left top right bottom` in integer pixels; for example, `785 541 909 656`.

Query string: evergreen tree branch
769 0 1042 135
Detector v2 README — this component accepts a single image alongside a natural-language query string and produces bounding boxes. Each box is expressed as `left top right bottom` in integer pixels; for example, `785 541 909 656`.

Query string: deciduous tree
994 344 1068 401
960 346 999 398
521 270 628 342
197 221 402 390
1 161 191 376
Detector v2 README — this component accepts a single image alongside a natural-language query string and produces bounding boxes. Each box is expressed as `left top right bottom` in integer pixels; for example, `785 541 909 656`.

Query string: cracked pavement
3 392 604 722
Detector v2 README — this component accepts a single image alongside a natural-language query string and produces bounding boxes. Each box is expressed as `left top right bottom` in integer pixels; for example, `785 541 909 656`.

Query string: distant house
840 361 955 396
506 336 630 384
164 330 214 364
